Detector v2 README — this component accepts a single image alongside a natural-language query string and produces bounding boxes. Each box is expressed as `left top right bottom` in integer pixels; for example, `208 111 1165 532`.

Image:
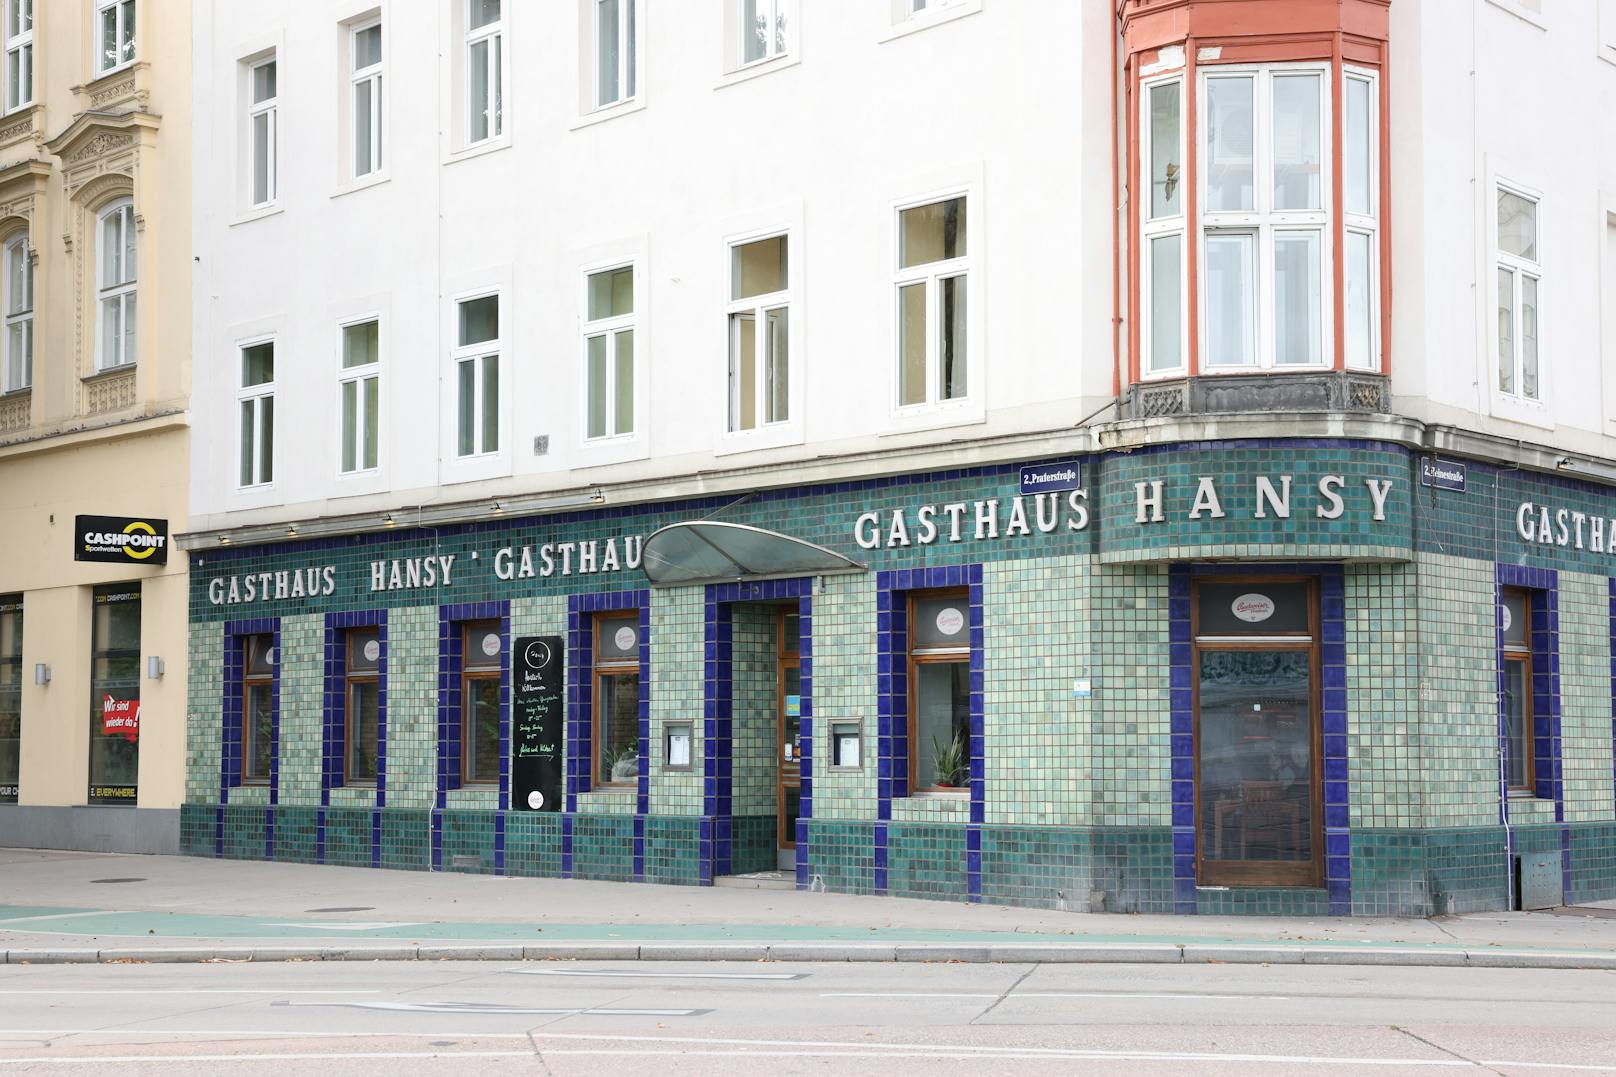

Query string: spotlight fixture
491 501 505 514
218 535 231 546
286 524 299 537
384 513 396 528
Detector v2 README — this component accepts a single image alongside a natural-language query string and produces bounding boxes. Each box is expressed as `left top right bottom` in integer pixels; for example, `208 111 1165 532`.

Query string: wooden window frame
905 588 970 794
241 633 273 785
777 606 802 848
1501 587 1536 794
591 612 640 788
1190 575 1323 888
460 619 502 787
343 628 379 787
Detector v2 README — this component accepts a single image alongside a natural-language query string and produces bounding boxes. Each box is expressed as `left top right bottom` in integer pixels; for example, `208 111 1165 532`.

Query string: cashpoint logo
75 515 170 565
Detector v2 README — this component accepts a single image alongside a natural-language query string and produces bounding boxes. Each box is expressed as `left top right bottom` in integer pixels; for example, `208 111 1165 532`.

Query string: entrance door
1193 578 1321 887
777 608 802 865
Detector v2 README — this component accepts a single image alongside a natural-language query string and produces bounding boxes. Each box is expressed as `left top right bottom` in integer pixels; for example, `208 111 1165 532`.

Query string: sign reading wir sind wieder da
75 515 170 565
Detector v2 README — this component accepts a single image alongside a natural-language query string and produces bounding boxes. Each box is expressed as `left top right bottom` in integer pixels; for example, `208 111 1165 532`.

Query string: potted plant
931 732 967 789
605 745 638 783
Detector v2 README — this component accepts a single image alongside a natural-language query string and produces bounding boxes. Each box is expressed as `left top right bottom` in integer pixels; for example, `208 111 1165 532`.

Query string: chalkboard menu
511 635 564 812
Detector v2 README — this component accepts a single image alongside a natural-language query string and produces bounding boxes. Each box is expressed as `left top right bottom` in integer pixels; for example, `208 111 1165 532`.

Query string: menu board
511 636 564 812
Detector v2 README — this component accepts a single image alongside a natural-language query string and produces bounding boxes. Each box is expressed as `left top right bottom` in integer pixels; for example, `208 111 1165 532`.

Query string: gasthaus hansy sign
75 515 169 565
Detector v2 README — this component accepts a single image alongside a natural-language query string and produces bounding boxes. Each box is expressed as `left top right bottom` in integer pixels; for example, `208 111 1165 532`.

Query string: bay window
4 0 30 114
1142 77 1185 374
1496 183 1541 402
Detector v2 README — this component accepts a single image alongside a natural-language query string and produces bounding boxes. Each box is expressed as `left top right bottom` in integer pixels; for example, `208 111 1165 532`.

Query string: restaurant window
593 612 640 787
339 319 380 474
0 595 19 803
461 620 502 786
896 195 968 408
584 265 635 440
238 340 275 487
3 0 31 114
344 626 381 784
1500 588 1534 793
1193 578 1318 886
241 633 274 785
454 294 499 457
1496 183 1541 402
2 232 31 393
89 585 140 804
908 591 970 791
727 234 789 431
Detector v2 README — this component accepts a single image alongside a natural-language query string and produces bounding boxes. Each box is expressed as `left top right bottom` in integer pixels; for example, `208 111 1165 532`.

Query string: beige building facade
0 0 190 852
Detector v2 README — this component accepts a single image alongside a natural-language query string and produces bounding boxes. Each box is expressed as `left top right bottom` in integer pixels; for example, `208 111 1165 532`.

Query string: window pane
100 210 121 287
89 587 140 801
597 614 639 661
119 0 134 64
597 0 620 105
252 60 276 103
5 240 23 315
241 341 273 386
468 37 490 142
1498 190 1536 261
1521 275 1538 400
348 628 380 673
121 293 136 364
480 353 499 452
348 681 378 781
913 595 969 649
586 334 607 438
730 312 756 431
742 0 767 62
458 295 498 345
251 112 271 204
246 633 275 676
245 683 273 781
1345 230 1373 370
1503 658 1528 790
1148 80 1181 219
587 266 633 319
898 281 926 405
341 379 357 473
1344 77 1372 217
765 306 788 423
239 400 255 486
1497 267 1515 395
613 329 634 435
467 677 501 783
354 23 382 68
100 297 119 368
464 622 503 671
121 206 136 280
362 375 378 470
1205 76 1254 212
899 197 966 267
469 0 501 29
939 274 966 399
1273 230 1322 365
625 0 636 97
491 34 502 136
457 357 475 455
1204 233 1256 366
355 79 373 175
1271 73 1321 211
915 662 969 788
1148 233 1182 372
100 4 116 70
259 395 273 483
4 48 18 112
597 672 639 782
1501 591 1529 648
731 235 787 300
342 320 378 368
1196 581 1311 636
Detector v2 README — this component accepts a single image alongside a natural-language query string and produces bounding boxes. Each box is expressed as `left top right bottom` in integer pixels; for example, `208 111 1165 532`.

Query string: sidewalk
1 847 1613 970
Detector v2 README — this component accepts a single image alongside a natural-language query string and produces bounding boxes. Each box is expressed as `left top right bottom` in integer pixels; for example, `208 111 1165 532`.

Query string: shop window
2 232 31 393
592 611 640 786
465 0 504 145
895 195 969 408
95 0 135 76
584 265 635 440
727 234 789 431
1496 183 1541 401
908 590 970 791
96 199 136 371
241 633 274 784
0 594 19 803
89 585 140 805
4 0 31 114
591 0 637 110
454 293 500 457
343 626 381 784
460 620 503 786
349 18 383 179
339 319 380 474
1500 588 1535 792
237 339 275 487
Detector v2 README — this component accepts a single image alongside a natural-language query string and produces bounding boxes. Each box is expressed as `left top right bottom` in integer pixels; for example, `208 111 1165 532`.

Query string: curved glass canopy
640 521 866 587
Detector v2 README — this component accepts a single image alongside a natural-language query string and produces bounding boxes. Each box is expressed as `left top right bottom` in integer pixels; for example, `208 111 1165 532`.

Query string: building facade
0 0 191 852
180 0 1616 914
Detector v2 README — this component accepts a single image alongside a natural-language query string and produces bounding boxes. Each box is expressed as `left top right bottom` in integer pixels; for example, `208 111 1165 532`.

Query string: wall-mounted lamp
286 524 299 537
218 535 231 546
491 501 505 515
33 663 50 686
384 513 396 528
146 656 165 680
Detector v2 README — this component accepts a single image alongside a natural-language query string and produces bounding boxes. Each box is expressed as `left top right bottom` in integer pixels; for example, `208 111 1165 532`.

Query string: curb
5 941 1615 971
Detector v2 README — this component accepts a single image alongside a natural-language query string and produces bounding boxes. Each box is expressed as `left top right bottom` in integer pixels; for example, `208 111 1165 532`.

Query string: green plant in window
604 743 638 783
931 731 967 789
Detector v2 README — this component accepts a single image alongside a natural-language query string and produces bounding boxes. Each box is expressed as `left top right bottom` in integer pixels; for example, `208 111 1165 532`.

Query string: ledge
1122 372 1389 421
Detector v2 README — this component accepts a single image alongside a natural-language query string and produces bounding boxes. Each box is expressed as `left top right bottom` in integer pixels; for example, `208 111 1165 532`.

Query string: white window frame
592 0 636 110
94 0 136 77
237 337 275 490
735 0 786 68
1341 66 1380 373
465 1 504 146
1196 62 1334 373
582 262 637 442
1 231 29 393
892 191 972 413
246 55 278 208
453 292 501 459
349 18 384 180
726 231 791 434
3 0 31 114
337 317 382 476
95 198 136 371
1495 179 1543 405
1141 72 1188 378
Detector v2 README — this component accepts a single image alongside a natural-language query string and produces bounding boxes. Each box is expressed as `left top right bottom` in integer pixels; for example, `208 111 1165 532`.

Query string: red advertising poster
101 696 140 743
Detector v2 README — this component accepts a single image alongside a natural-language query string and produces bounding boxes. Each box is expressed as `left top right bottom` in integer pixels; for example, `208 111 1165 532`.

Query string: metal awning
640 521 866 587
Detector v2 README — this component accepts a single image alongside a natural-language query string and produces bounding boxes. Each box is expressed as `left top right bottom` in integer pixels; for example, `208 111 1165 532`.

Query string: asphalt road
0 959 1614 1075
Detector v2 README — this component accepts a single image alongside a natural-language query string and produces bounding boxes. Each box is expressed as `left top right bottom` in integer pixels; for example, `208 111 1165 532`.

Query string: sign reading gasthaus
75 515 169 565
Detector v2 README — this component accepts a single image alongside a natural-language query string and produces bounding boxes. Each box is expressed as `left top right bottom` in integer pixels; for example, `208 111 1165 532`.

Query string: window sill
909 789 968 798
1483 0 1548 30
882 399 986 437
574 432 649 470
712 421 805 457
444 136 511 167
1490 391 1554 432
231 204 284 228
878 1 984 44
570 97 646 132
82 364 135 382
1 385 30 398
715 53 800 90
331 172 390 200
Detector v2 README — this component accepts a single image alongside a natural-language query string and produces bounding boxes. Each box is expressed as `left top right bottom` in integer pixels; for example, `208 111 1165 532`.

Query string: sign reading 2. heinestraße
75 515 170 565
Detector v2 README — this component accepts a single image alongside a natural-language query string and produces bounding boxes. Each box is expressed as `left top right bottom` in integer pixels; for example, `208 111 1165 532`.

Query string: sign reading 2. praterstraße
75 515 169 566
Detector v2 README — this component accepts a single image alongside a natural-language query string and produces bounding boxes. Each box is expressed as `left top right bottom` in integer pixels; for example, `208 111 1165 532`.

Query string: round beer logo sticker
614 626 637 651
1500 604 1512 632
363 639 380 662
1231 594 1275 623
527 791 544 810
480 632 501 657
935 607 965 636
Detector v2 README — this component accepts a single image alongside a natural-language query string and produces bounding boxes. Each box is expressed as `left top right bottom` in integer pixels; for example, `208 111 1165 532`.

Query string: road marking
514 968 804 981
0 1051 532 1066
274 1000 706 1016
0 990 379 996
0 912 118 926
261 922 417 931
820 991 1294 1001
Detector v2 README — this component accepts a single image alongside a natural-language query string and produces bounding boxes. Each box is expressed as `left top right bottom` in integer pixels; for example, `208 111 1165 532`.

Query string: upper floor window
895 195 968 408
2 233 30 393
4 0 32 113
728 234 789 432
593 0 637 109
454 293 499 457
584 265 635 440
96 199 136 371
738 0 787 65
466 0 503 144
247 57 277 207
907 0 963 15
350 20 384 178
238 339 275 487
1496 184 1541 402
95 0 135 76
339 319 380 474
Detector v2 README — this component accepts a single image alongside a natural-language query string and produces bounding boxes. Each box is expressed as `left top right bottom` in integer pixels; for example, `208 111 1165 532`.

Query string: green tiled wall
649 587 703 816
384 606 438 811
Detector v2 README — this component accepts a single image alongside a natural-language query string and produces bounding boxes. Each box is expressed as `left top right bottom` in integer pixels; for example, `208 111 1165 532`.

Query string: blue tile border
565 589 648 878
1497 563 1566 904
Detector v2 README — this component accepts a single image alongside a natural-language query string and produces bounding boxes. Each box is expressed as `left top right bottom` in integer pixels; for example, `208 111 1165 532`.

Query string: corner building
181 0 1616 914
